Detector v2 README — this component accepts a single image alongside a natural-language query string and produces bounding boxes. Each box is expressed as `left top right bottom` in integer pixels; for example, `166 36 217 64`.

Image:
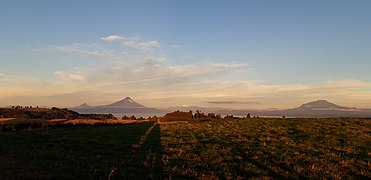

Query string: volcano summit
72 97 165 116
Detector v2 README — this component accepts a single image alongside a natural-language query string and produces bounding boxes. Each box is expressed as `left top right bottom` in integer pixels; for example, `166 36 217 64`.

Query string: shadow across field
0 123 163 180
1 118 370 179
119 123 163 179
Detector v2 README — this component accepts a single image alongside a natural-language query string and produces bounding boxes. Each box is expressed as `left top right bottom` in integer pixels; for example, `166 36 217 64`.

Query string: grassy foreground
0 123 162 180
0 118 370 179
161 118 370 179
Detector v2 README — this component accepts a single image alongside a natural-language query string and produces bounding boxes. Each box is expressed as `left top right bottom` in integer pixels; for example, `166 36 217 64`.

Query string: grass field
0 118 370 179
0 123 162 180
161 118 371 179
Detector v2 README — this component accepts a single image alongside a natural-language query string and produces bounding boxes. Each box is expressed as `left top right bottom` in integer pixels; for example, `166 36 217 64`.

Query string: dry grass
0 123 162 179
1 117 369 179
0 118 149 125
0 118 16 122
160 118 371 179
64 119 149 125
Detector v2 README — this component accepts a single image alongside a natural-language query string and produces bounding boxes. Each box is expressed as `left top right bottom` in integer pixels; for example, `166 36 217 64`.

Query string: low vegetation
0 123 162 180
161 118 371 179
162 110 222 122
0 111 370 179
0 107 116 120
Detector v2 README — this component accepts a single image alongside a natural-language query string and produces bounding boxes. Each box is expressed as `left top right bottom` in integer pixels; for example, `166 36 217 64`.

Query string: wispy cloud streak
1 35 371 108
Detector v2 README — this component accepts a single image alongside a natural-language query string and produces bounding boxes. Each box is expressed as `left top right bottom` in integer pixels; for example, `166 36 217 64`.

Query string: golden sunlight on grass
160 118 371 179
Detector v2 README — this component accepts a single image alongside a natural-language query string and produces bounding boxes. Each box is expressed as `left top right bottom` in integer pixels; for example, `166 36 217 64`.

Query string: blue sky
1 0 371 108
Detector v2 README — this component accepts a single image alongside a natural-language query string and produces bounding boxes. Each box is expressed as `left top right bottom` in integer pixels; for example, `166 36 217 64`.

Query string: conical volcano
71 97 165 115
106 97 146 108
298 100 347 110
77 103 91 108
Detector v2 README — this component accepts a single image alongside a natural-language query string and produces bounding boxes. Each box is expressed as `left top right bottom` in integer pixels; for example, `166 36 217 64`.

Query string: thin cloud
166 62 247 78
2 68 371 108
54 71 86 82
211 63 248 68
101 34 161 51
101 35 129 41
5 35 370 108
170 44 181 48
122 40 160 51
208 101 259 104
0 73 10 82
54 44 116 58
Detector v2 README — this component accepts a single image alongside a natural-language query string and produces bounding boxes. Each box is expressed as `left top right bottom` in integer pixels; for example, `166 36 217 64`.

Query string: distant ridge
72 98 371 118
71 97 165 116
106 97 146 108
215 99 371 118
77 103 91 108
297 100 348 110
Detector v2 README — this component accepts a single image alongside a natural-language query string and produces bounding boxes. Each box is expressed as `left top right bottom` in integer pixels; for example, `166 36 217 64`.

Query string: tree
189 110 193 118
194 110 205 118
207 113 216 119
246 113 251 119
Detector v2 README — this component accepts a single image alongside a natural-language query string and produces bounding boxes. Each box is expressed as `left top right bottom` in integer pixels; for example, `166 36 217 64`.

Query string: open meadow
0 118 370 179
160 118 371 179
0 123 162 180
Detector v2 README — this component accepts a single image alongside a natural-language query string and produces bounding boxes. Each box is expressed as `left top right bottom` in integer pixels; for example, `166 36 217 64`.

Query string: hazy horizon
1 1 371 109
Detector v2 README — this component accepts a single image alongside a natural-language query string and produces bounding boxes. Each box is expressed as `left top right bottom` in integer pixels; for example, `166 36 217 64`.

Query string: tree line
161 110 252 122
0 107 116 120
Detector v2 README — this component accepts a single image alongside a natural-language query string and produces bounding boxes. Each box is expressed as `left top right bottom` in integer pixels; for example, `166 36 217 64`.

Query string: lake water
112 113 165 119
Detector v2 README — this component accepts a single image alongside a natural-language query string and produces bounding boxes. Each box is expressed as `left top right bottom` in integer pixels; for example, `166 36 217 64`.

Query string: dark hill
0 107 79 120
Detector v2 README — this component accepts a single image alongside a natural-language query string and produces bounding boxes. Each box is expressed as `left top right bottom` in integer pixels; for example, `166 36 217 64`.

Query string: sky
1 0 371 109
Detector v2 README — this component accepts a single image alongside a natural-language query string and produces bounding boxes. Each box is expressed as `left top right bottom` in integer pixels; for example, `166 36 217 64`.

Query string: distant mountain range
72 97 166 116
216 100 371 118
72 98 371 118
